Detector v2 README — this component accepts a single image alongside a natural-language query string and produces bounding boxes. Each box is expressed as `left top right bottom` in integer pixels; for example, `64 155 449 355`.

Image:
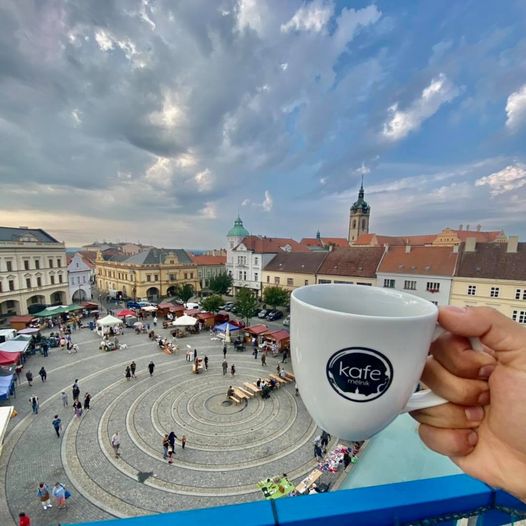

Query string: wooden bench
269 374 287 386
237 386 254 398
244 382 261 394
285 372 295 381
233 388 249 400
229 395 241 404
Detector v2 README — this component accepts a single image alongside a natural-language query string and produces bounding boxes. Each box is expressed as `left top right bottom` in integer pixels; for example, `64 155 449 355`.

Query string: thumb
439 306 526 357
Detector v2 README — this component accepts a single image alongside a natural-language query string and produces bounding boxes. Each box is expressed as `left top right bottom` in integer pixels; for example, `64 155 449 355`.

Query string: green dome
227 216 249 237
351 184 370 213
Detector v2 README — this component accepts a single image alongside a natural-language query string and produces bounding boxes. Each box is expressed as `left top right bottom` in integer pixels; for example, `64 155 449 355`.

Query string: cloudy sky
1 0 525 248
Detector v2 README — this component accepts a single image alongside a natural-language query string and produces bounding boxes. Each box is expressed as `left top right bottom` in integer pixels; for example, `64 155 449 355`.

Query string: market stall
196 312 215 329
0 351 21 367
0 340 30 355
172 315 198 337
96 315 124 336
116 309 136 318
8 315 36 331
261 329 290 353
0 375 15 401
244 324 269 344
256 476 295 499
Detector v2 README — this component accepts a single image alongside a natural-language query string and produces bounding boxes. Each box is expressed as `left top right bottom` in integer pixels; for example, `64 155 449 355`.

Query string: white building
376 245 460 306
68 252 94 302
0 227 69 320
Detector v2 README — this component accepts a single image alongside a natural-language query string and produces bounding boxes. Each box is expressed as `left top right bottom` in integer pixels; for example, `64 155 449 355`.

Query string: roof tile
378 246 459 276
317 247 384 277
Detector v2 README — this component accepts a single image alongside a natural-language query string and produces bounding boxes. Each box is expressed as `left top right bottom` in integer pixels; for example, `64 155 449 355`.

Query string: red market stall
9 316 35 331
196 312 216 329
244 324 269 343
0 351 21 366
262 329 290 352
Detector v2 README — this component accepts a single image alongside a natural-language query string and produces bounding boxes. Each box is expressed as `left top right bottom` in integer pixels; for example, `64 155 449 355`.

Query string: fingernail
467 431 478 446
478 365 496 379
442 306 468 314
464 406 484 421
478 391 490 405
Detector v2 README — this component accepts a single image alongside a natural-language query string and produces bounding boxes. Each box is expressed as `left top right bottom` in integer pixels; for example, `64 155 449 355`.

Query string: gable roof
263 252 328 274
191 254 226 266
353 233 436 246
238 236 310 254
455 242 526 280
0 227 59 243
106 248 193 265
377 246 459 277
317 247 384 278
300 237 349 248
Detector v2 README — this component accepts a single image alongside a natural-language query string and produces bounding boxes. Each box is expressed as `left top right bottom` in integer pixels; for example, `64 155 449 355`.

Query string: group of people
161 431 187 463
221 359 236 376
36 481 71 510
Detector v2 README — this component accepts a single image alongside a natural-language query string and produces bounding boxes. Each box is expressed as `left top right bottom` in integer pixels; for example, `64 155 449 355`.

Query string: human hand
410 306 526 500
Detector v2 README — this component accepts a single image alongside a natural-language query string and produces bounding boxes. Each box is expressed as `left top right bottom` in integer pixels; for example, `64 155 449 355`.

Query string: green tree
209 273 233 295
201 294 223 313
235 287 259 325
263 286 289 309
171 283 195 303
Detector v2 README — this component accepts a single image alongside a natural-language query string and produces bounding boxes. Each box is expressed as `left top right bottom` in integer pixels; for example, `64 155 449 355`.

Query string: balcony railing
67 475 526 526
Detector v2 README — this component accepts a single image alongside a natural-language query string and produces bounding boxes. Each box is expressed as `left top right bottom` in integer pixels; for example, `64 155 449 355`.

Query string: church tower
348 181 371 243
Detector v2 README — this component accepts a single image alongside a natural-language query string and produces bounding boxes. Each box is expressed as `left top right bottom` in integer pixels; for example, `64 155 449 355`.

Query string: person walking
261 353 267 366
61 391 68 407
111 432 121 458
230 364 236 376
125 365 131 381
25 370 33 386
314 443 324 461
73 400 83 418
29 395 39 415
222 359 228 375
162 434 169 459
36 483 52 510
153 315 158 327
52 415 62 437
223 344 227 359
193 348 197 361
130 361 136 378
320 430 331 450
72 380 80 402
181 435 187 449
281 348 289 363
148 361 155 376
52 482 66 509
18 512 31 526
42 341 49 357
38 367 47 382
253 347 258 360
167 445 174 464
84 393 91 411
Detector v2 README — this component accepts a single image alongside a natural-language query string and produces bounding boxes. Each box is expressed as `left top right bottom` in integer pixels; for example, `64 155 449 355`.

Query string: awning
34 305 69 317
264 329 290 342
18 328 40 335
0 352 20 366
116 309 136 318
0 376 15 400
214 322 241 333
96 315 124 327
245 324 269 336
173 315 198 327
0 340 29 354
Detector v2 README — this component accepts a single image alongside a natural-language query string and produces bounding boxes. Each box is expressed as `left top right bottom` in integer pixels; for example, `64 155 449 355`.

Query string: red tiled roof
245 324 269 335
191 255 226 265
300 238 323 247
453 230 503 242
239 236 310 253
317 247 384 277
300 237 349 248
265 329 290 342
263 252 328 274
378 246 459 277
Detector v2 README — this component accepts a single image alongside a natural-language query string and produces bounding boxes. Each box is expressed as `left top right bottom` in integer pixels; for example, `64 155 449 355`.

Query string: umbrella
172 315 198 327
142 305 158 312
17 328 40 335
133 321 144 328
116 309 136 318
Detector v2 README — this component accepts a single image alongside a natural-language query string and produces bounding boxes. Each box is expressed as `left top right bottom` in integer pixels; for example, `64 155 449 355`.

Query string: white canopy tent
96 315 123 336
172 315 198 327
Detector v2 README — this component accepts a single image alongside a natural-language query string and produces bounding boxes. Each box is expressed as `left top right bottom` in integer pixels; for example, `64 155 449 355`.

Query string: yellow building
96 248 200 302
450 237 526 323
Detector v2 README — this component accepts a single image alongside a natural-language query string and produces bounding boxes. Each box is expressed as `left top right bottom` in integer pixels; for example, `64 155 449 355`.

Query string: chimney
453 245 459 253
476 224 481 232
466 224 470 231
405 245 411 253
507 235 519 253
465 237 477 252
383 243 389 253
458 224 463 231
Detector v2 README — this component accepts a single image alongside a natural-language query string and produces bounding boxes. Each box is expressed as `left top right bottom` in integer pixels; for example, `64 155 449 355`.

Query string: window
287 278 293 286
357 282 372 286
243 271 247 280
6 260 12 272
0 282 2 293
146 274 151 282
426 282 440 293
58 274 63 283
50 275 55 285
35 260 40 270
254 273 258 281
404 280 417 290
266 276 270 283
515 289 526 300
24 260 29 270
361 219 366 230
254 257 259 265
189 273 193 279
37 277 42 287
352 220 356 229
57 258 62 268
490 287 500 298
318 279 331 284
467 285 476 296
154 275 158 281
49 259 53 268
169 274 176 281
274 277 280 285
8 280 15 291
512 311 526 324
383 279 395 288
305 280 309 286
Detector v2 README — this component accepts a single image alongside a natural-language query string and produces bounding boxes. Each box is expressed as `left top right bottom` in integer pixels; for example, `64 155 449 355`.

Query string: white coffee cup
290 284 476 441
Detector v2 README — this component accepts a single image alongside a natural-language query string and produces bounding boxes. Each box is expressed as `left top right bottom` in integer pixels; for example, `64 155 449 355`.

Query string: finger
411 403 484 429
418 424 478 457
421 356 490 406
431 332 497 379
439 306 526 358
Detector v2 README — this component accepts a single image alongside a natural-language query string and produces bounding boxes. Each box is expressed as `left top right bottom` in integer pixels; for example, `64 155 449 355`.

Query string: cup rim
291 283 438 320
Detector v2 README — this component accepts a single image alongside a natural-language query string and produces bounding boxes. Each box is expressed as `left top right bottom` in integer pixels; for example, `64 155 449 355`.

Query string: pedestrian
314 443 324 461
153 316 158 327
231 364 236 376
125 365 131 381
193 348 197 361
223 344 227 358
320 430 331 449
29 395 39 414
61 391 68 407
295 383 299 396
25 370 33 386
52 482 66 509
148 361 155 376
67 340 73 353
167 445 174 464
18 512 31 526
72 379 80 402
60 337 66 351
42 341 49 357
256 378 262 388
52 415 62 437
276 364 281 375
84 393 91 411
111 431 121 458
36 483 52 510
130 361 136 378
261 353 267 366
204 355 208 370
181 434 187 449
38 367 47 382
222 360 228 375
281 348 289 363
253 347 258 360
162 434 169 459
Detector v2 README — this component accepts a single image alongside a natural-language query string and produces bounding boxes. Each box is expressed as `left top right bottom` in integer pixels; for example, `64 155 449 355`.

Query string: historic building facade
0 227 69 319
68 252 94 302
348 183 371 243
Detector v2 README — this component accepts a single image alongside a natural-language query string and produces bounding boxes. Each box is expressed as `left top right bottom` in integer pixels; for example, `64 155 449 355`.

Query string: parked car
126 301 142 309
283 314 290 326
267 310 284 321
258 308 269 319
221 302 235 311
185 302 201 310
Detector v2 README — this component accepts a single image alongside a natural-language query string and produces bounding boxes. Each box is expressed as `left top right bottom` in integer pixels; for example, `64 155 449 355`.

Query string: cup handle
402 325 483 413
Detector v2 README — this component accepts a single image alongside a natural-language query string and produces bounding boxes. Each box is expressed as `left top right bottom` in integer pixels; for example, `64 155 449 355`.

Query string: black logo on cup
326 347 393 402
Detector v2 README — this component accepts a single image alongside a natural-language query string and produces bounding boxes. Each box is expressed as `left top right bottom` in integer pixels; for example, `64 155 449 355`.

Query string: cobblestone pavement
0 322 331 526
